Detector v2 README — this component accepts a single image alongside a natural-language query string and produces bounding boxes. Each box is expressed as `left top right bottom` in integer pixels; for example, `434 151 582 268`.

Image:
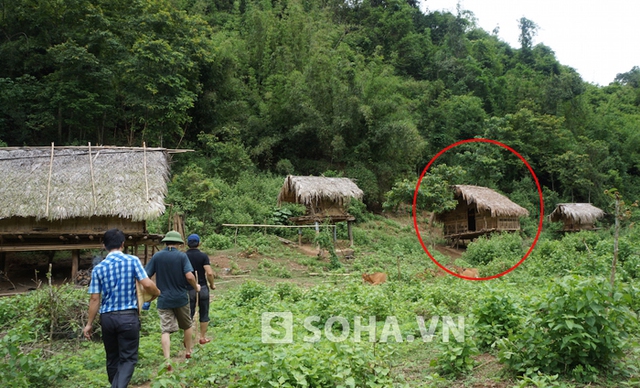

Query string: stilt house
549 203 604 231
0 145 184 280
436 185 529 240
277 175 364 224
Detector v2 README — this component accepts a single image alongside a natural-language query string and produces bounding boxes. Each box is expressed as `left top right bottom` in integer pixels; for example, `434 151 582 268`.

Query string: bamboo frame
88 142 98 211
143 142 150 203
45 142 55 218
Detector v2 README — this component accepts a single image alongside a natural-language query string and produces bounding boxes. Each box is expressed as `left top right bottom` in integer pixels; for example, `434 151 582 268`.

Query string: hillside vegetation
1 217 639 387
2 0 640 387
2 0 640 210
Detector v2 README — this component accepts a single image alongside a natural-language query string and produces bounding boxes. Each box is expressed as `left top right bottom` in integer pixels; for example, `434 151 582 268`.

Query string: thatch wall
0 146 170 221
437 185 528 238
277 175 364 217
549 203 604 231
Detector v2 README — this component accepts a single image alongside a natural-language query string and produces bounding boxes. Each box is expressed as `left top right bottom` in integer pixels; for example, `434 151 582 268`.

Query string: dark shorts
189 286 210 323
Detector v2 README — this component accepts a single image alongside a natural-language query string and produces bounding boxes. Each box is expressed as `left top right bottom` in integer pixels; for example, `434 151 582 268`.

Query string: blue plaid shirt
88 251 149 314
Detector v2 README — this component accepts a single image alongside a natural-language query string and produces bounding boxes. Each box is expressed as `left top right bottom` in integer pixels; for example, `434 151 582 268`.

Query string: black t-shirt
185 248 211 289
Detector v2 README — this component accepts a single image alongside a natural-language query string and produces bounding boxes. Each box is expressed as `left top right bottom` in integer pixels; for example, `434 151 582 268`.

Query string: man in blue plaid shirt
83 229 160 388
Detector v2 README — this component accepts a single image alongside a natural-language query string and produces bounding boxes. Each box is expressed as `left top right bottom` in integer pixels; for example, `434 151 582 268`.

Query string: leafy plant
513 372 574 388
382 164 465 214
314 226 342 270
433 326 478 377
497 276 637 380
473 293 523 350
257 259 292 278
463 232 525 266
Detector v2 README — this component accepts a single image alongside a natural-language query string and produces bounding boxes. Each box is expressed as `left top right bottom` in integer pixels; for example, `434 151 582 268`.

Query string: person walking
83 228 161 388
145 230 200 368
185 234 216 344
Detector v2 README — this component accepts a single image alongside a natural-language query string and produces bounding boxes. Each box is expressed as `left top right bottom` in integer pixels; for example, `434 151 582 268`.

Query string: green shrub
274 283 304 302
513 372 574 388
497 276 637 380
622 254 640 280
234 280 272 307
522 235 613 278
0 328 67 387
463 232 525 266
347 198 373 223
473 293 523 350
433 324 478 377
257 260 293 278
201 233 232 250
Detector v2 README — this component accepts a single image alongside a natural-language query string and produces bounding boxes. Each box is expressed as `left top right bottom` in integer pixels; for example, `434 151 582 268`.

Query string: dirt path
434 245 464 260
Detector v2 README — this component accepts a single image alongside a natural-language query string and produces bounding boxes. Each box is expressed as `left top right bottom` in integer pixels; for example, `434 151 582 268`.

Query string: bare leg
184 327 193 355
161 332 171 360
200 322 209 341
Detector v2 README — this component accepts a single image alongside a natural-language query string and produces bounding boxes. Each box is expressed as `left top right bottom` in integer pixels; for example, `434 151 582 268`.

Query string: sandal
185 353 192 359
199 338 211 345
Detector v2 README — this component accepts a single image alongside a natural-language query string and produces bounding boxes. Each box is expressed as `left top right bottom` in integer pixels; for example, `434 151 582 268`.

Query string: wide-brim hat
162 230 184 244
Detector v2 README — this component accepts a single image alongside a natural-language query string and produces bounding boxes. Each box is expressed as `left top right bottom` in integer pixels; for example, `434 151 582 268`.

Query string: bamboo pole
221 224 336 228
45 142 55 218
193 272 199 341
71 250 79 283
143 142 150 203
610 193 620 289
88 142 98 211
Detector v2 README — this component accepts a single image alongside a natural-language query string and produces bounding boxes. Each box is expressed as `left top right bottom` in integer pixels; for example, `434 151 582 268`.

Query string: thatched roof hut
277 175 364 224
0 145 190 286
436 185 529 241
0 146 169 221
0 145 191 253
278 175 364 207
549 203 604 231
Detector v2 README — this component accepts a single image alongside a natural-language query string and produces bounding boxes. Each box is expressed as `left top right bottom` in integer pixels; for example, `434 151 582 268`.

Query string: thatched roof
277 175 364 206
451 185 529 217
550 203 605 224
0 146 173 221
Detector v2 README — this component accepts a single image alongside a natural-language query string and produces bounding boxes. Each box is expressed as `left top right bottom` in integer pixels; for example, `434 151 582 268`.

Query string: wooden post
47 250 55 265
0 252 6 274
144 245 148 265
347 221 353 247
298 228 302 246
610 193 620 290
71 250 79 283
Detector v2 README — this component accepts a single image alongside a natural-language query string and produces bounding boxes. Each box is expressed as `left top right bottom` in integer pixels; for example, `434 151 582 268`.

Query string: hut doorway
467 208 476 232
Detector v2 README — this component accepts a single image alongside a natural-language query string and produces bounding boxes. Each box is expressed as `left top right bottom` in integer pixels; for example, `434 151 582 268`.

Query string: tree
517 17 538 53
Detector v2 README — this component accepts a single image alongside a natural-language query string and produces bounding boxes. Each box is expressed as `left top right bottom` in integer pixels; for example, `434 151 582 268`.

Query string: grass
1 215 639 387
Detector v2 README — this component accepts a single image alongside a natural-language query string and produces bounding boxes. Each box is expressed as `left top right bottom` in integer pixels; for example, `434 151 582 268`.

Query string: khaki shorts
158 304 192 334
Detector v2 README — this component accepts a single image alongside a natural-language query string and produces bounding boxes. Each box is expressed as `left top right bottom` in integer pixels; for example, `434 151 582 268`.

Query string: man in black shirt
186 234 216 344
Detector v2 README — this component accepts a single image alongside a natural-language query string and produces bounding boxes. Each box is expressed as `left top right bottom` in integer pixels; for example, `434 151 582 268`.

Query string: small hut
0 145 186 280
549 203 604 231
277 175 364 224
277 175 363 245
436 185 529 241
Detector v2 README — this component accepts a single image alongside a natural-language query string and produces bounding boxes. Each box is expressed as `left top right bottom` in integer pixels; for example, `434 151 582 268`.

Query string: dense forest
2 0 640 215
3 2 640 386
